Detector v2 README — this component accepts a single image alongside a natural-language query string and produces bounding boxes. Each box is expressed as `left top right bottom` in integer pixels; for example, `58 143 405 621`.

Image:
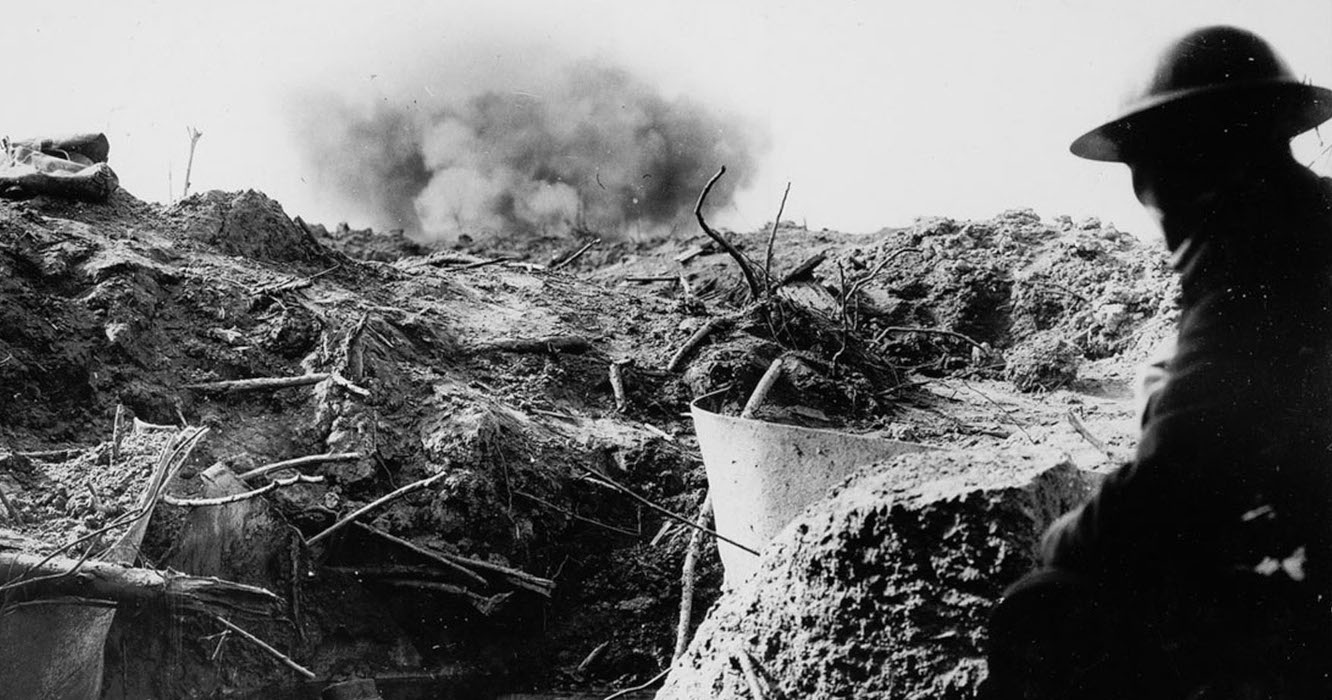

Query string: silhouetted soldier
985 26 1332 699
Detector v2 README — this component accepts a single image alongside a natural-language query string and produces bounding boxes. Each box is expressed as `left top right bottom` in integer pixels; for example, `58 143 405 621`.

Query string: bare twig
602 668 672 700
348 523 488 587
552 239 600 271
576 464 759 556
254 264 340 297
674 493 713 660
609 361 629 412
624 275 678 283
763 182 792 294
210 613 316 680
308 471 448 545
741 357 786 419
182 126 203 199
667 317 729 372
695 166 763 300
164 474 324 507
237 452 365 482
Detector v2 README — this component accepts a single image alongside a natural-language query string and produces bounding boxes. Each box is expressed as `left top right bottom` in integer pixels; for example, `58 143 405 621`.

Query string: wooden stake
182 126 203 199
667 317 728 372
741 357 785 419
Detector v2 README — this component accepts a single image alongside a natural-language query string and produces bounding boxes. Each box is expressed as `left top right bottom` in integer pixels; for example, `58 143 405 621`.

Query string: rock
656 446 1096 700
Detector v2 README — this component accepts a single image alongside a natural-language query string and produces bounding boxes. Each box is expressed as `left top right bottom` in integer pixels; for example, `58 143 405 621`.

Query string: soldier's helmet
1071 25 1332 162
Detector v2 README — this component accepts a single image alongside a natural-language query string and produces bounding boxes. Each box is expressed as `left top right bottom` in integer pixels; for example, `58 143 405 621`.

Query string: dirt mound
657 446 1098 699
595 210 1177 396
0 184 1174 697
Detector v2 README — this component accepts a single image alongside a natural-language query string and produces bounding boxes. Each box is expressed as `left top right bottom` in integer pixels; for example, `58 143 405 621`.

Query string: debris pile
0 174 1175 697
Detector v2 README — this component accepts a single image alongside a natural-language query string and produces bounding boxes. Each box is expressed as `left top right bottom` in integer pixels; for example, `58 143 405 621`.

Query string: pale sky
4 1 1331 241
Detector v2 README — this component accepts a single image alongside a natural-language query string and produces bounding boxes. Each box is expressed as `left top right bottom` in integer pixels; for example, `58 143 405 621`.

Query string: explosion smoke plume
293 62 762 240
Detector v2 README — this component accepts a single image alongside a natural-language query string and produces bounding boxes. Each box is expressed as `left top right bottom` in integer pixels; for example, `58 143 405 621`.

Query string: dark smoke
291 61 763 239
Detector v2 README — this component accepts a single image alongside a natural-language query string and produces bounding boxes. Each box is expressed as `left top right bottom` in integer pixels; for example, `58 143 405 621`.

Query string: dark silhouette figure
985 26 1332 699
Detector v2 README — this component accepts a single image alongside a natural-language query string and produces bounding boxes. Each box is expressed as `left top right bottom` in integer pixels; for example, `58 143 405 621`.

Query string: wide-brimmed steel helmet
1071 25 1332 162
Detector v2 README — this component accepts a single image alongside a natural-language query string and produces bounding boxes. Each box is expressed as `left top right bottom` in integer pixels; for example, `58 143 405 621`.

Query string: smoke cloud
291 61 764 240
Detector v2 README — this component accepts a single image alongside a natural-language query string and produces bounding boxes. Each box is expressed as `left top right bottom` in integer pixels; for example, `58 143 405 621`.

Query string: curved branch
694 166 762 300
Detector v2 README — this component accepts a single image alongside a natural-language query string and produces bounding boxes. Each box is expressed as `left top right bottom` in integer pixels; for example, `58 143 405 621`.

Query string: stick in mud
163 473 324 507
185 373 331 393
576 463 759 556
210 613 316 680
551 239 599 271
674 493 713 660
308 471 449 546
667 317 729 372
236 452 364 482
350 523 488 588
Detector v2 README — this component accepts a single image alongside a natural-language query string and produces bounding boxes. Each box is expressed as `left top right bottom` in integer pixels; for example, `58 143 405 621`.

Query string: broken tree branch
552 239 600 271
350 523 488 587
777 252 827 288
185 373 330 393
576 464 759 556
210 613 316 680
164 474 324 507
0 550 283 617
350 522 553 596
237 452 365 482
674 493 713 660
308 471 449 546
763 182 792 295
695 166 763 300
185 372 368 396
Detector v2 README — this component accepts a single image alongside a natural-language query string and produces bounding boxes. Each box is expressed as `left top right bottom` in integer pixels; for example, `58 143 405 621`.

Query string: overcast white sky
4 1 1331 240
